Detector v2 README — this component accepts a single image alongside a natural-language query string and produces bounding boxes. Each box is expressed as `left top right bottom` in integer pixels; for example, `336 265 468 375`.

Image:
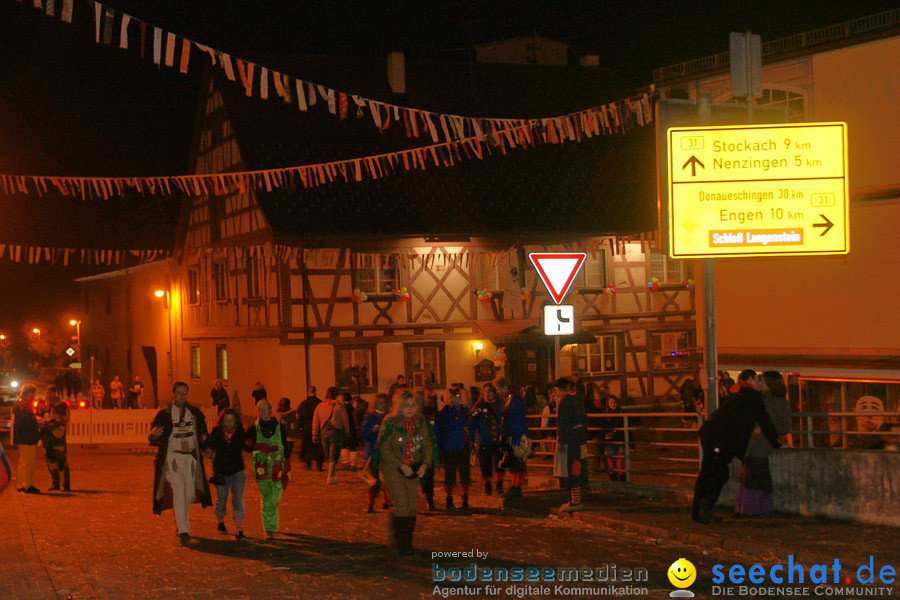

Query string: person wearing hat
555 377 588 512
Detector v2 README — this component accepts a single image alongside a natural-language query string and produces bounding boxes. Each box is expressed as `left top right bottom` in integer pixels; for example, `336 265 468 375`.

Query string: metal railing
792 411 900 450
527 409 900 484
526 411 704 484
652 8 900 83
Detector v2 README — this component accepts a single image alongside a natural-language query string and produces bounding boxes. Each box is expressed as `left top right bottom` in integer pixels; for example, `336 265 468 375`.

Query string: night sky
1 0 896 336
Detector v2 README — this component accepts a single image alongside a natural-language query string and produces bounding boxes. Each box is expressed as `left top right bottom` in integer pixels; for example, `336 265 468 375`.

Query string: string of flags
0 124 526 199
0 243 169 266
29 0 657 138
0 232 656 269
5 0 661 201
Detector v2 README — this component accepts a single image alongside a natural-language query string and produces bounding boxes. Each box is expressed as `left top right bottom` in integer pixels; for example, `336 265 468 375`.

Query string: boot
390 516 403 551
426 493 436 511
484 482 492 496
403 516 416 556
504 485 522 499
692 497 722 525
496 480 504 496
461 495 469 511
446 496 455 510
395 516 415 557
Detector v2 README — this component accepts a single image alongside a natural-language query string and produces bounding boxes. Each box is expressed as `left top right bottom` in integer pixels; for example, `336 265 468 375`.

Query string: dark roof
215 57 658 242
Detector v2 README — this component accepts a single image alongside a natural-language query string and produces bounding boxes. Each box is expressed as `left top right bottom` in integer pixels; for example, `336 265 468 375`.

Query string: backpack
321 403 344 433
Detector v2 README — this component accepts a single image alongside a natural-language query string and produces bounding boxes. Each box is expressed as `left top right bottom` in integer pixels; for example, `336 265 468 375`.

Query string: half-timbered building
79 47 699 409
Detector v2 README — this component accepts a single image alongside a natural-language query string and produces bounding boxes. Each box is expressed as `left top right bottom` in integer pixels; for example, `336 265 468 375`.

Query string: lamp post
69 319 82 386
154 286 173 406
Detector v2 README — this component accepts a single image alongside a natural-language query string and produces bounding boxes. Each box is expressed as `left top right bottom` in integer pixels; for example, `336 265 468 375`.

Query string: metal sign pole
554 335 560 380
698 94 719 415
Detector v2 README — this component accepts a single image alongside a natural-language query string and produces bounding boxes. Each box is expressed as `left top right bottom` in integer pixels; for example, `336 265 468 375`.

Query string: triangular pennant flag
119 14 130 49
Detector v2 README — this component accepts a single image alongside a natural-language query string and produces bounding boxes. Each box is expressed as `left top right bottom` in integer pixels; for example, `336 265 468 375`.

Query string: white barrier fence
16 407 218 446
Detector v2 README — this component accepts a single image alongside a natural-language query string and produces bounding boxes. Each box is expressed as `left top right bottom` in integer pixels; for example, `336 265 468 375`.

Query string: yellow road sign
667 122 848 258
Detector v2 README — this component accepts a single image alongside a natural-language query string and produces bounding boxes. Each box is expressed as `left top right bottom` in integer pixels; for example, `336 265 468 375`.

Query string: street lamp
32 327 41 336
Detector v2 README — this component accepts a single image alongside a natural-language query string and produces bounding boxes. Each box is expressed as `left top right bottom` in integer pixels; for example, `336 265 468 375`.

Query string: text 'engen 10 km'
667 122 849 258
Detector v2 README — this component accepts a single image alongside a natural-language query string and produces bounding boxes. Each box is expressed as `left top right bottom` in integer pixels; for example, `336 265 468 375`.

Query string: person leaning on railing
555 377 588 512
691 369 781 525
734 371 792 517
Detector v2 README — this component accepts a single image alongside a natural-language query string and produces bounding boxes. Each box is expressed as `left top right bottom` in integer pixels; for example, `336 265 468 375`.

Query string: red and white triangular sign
528 252 586 304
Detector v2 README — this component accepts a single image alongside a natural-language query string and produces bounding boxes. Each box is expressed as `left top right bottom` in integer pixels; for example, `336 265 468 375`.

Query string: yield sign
528 252 586 304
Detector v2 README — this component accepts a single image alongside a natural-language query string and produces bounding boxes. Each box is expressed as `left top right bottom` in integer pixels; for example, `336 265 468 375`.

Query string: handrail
526 410 703 483
652 8 900 83
525 407 898 483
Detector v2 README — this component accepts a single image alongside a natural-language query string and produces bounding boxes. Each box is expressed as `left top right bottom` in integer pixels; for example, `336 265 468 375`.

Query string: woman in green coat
374 392 433 556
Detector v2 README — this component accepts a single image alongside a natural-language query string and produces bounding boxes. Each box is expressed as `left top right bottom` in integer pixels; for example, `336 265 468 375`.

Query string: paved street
2 446 898 600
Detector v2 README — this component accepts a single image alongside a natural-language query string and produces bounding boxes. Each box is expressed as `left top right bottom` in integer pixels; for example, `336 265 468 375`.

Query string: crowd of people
6 366 809 550
148 375 604 555
88 375 145 409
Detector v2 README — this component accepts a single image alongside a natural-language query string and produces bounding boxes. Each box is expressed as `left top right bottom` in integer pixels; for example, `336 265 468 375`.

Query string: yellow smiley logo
668 558 697 588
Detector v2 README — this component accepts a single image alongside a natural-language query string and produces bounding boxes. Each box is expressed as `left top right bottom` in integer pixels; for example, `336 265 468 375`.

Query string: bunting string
0 242 169 266
0 109 662 199
15 0 657 155
0 234 650 268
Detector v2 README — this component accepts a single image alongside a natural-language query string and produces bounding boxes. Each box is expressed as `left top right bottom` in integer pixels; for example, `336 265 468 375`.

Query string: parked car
0 371 22 394
0 392 15 437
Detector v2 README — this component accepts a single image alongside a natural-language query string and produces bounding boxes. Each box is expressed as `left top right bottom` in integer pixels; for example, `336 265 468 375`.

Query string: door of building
504 344 550 390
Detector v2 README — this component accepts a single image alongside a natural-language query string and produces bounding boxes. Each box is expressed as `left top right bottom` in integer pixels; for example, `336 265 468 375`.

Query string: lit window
405 343 446 389
190 344 201 380
335 346 376 393
572 334 620 375
650 330 695 371
247 255 260 298
649 250 688 283
188 267 201 305
212 262 228 301
476 254 502 290
574 251 608 288
216 345 228 381
354 254 399 294
718 86 807 122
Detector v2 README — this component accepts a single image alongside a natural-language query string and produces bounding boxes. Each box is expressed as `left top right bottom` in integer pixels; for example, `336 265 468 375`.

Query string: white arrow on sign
528 252 586 304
